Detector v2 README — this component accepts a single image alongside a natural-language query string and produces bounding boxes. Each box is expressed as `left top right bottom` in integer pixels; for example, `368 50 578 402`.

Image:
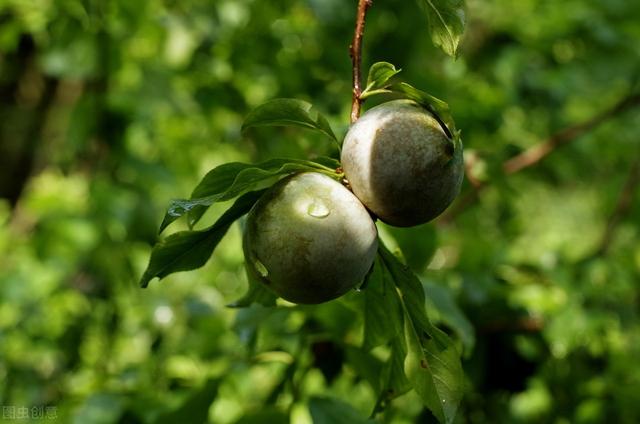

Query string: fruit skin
243 172 378 304
341 99 464 227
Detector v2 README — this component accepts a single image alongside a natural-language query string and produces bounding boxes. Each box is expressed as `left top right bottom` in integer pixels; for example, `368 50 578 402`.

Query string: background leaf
152 380 219 424
424 280 475 354
233 408 288 424
227 273 277 308
308 397 371 424
344 345 385 395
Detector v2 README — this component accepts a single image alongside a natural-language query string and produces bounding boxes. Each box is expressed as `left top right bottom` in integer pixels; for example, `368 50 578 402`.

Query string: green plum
243 172 378 304
341 99 464 227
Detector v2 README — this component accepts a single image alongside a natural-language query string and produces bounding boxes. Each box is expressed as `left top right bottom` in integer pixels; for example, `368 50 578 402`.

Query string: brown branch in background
439 91 640 224
480 317 545 334
596 157 640 256
503 93 640 174
349 0 372 124
440 184 486 222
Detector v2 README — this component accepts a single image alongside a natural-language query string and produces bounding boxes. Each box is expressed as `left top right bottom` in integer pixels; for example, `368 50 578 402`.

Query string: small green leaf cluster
361 62 460 141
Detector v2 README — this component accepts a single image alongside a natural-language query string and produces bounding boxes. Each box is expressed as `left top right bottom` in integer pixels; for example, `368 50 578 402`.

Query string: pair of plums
243 100 464 304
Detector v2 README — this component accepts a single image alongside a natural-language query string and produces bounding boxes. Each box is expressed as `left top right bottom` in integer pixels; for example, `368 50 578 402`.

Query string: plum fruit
341 99 463 227
243 172 378 304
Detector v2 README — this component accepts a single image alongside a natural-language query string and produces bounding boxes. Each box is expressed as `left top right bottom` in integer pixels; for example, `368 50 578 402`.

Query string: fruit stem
349 0 372 124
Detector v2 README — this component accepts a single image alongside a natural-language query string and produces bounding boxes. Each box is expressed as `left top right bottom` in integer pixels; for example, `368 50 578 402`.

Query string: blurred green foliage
1 0 639 422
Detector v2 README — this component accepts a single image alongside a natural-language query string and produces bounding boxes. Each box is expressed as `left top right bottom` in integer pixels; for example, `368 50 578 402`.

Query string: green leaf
241 98 339 145
417 0 466 57
363 257 404 350
308 397 371 424
357 68 460 142
379 245 430 330
160 158 336 233
372 338 411 416
140 190 264 288
233 408 289 424
424 280 475 354
385 223 437 271
227 273 277 308
402 313 464 424
379 244 464 424
159 162 254 233
72 393 124 424
152 379 219 424
389 82 457 138
364 62 402 93
308 156 341 170
344 345 385 394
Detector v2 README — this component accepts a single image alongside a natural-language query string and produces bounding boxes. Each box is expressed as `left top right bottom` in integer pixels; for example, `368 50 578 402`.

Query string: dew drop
168 205 187 217
307 199 330 218
253 259 269 278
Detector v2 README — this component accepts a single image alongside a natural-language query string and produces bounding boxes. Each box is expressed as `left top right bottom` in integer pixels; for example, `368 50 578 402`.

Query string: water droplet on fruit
253 259 269 278
307 199 330 218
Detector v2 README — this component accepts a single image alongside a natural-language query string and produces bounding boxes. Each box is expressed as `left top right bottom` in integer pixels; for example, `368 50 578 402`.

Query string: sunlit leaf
140 190 264 288
241 98 339 145
364 62 402 93
159 158 337 232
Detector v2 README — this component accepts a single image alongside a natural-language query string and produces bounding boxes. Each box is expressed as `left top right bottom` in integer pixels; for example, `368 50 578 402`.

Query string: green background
1 0 639 422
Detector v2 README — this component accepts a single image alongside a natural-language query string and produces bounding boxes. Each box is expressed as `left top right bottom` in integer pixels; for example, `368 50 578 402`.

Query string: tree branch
596 156 640 256
439 91 640 224
350 0 372 124
503 93 640 174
